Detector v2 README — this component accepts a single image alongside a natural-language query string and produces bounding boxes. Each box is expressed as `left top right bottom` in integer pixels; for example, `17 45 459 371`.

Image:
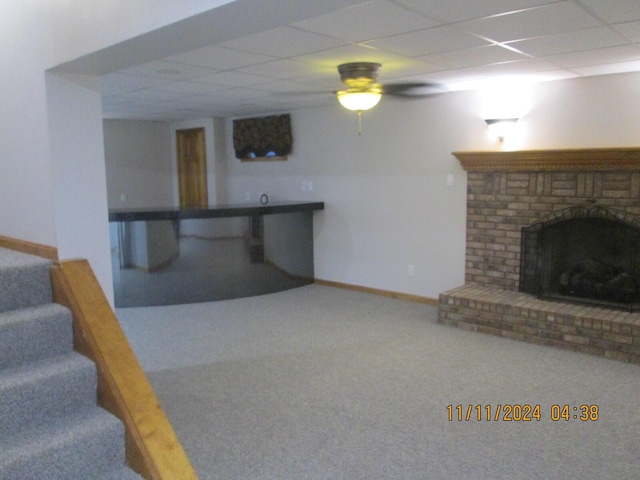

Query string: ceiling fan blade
382 82 446 97
273 90 331 97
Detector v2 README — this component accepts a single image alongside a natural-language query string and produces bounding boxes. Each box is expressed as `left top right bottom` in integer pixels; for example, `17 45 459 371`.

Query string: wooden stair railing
0 236 197 479
51 259 198 480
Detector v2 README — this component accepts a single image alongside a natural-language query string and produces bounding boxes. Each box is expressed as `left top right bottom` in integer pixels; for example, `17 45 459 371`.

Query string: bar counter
108 201 325 222
109 202 324 307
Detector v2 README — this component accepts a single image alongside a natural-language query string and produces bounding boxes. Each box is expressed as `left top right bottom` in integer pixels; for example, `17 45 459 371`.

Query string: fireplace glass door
520 207 640 310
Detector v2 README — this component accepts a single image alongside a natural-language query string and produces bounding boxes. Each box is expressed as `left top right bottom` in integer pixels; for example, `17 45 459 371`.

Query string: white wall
517 74 640 149
104 119 173 209
46 72 115 301
212 117 229 204
1 3 58 247
224 71 640 300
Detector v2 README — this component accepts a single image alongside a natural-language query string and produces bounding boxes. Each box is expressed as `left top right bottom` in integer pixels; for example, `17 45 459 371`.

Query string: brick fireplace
438 148 640 363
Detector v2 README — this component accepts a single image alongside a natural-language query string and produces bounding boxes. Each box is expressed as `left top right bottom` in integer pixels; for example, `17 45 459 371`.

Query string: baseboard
314 278 439 305
0 235 58 260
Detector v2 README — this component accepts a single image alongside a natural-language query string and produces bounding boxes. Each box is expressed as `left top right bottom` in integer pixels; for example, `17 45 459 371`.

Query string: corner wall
46 72 114 302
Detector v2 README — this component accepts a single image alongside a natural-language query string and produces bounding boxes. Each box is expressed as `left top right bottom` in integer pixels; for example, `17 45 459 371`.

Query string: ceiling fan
333 62 444 134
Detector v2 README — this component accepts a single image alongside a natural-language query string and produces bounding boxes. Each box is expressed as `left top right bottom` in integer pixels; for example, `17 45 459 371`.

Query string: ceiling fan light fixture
337 89 382 112
338 62 381 87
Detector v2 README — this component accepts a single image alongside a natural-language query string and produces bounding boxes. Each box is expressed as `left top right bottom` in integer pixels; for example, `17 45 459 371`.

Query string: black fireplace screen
520 206 640 310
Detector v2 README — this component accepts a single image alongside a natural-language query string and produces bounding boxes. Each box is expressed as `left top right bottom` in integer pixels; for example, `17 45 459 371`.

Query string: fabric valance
233 114 292 160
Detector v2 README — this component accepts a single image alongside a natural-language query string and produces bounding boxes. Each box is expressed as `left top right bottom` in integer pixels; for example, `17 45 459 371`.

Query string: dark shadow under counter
108 202 324 308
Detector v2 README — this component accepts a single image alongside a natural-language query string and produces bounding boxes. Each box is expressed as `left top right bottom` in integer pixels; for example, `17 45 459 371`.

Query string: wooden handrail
0 235 58 260
51 259 198 479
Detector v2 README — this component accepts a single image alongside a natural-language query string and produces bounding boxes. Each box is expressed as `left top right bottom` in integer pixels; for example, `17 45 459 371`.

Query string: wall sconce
485 118 519 142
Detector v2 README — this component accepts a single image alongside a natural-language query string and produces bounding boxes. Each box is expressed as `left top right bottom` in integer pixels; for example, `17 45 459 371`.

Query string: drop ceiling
99 0 640 121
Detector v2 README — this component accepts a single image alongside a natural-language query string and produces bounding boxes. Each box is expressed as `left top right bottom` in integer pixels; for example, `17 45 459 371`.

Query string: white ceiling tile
236 59 316 79
614 21 640 43
365 25 489 57
164 46 276 70
454 57 563 79
203 87 270 100
544 44 640 68
291 0 439 43
192 70 274 88
421 45 529 69
154 81 222 95
392 0 560 23
423 69 492 88
99 0 640 120
120 88 194 102
571 59 640 76
101 73 170 95
506 26 630 57
461 2 602 43
117 61 217 81
578 0 640 23
294 44 409 69
102 97 147 113
251 79 330 94
219 26 348 58
377 58 447 78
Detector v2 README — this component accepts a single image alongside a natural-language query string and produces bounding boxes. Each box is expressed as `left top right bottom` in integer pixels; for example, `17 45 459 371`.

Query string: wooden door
176 128 208 208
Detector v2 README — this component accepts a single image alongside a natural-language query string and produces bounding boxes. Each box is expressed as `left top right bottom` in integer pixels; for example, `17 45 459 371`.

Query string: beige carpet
117 284 640 479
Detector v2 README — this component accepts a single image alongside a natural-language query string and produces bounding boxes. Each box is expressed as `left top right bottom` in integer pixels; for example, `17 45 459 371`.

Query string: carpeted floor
117 284 640 479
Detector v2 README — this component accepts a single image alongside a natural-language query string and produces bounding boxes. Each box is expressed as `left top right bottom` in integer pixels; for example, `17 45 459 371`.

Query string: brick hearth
439 284 640 363
438 148 640 363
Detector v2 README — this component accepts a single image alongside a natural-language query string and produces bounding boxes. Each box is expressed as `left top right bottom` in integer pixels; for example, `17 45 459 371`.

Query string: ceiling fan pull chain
357 110 363 135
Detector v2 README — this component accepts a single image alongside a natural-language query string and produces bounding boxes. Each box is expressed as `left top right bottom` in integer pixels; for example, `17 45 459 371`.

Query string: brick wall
466 171 640 290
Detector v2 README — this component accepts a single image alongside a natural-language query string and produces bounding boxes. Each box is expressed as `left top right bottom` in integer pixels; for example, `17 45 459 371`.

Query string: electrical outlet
408 264 415 276
307 181 313 191
301 181 307 191
245 192 250 201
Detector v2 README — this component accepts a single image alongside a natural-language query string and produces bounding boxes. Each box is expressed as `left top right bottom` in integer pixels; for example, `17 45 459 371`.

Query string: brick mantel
453 147 640 172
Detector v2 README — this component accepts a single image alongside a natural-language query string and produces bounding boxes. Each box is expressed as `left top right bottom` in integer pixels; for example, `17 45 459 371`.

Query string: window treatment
233 114 292 159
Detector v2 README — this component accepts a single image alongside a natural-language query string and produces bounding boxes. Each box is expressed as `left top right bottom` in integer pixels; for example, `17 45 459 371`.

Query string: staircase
0 247 141 479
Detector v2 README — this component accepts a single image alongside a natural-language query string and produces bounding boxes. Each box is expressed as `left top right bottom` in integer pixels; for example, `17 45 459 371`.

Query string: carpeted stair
0 247 141 479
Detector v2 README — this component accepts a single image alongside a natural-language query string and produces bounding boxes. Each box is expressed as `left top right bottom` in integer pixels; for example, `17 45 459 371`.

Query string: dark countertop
109 201 325 222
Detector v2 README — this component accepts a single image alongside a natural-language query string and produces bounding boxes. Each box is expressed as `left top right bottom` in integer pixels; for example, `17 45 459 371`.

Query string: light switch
446 174 454 187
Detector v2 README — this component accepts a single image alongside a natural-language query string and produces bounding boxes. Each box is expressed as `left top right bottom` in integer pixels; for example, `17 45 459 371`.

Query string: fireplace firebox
520 206 640 310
